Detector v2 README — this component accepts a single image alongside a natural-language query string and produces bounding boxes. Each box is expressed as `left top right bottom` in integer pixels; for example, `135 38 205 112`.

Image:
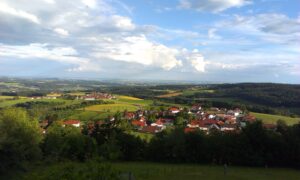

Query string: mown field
250 112 300 125
83 103 139 112
9 162 300 180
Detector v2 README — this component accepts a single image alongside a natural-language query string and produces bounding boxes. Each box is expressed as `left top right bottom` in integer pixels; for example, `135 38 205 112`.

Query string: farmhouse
124 112 136 119
63 120 81 127
168 107 180 114
151 118 174 127
140 126 163 134
131 117 147 129
191 104 202 112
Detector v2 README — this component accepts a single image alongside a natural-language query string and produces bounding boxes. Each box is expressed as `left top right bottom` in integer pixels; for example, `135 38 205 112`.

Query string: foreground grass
250 112 300 125
113 162 300 180
8 161 300 180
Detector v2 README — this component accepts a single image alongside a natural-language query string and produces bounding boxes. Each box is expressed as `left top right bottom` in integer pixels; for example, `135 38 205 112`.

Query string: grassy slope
11 162 300 180
250 112 300 125
113 162 300 180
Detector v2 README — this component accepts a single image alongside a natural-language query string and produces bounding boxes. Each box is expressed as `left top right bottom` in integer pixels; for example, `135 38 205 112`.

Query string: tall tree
0 108 42 172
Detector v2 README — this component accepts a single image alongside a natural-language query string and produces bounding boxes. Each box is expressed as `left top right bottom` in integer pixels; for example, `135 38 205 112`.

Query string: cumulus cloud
0 43 79 62
92 35 182 70
179 0 251 13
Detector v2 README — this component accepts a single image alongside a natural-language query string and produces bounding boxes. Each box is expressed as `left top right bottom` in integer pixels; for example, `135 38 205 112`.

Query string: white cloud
208 28 221 39
54 28 69 36
92 35 182 70
43 0 55 4
215 13 300 45
179 0 251 13
182 49 207 72
111 15 136 31
0 2 40 24
82 0 97 9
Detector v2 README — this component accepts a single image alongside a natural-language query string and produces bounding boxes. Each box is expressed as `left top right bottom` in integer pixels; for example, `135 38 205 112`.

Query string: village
39 98 276 135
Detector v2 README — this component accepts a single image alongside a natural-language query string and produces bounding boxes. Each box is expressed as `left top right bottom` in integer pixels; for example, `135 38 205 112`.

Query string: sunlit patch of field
83 103 139 112
156 92 182 98
117 95 143 100
0 96 15 100
250 112 300 125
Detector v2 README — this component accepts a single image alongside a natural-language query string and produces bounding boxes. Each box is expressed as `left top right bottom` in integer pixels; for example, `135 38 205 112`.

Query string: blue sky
0 0 299 83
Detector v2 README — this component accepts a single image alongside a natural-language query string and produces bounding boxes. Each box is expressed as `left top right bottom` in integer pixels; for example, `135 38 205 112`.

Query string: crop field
0 96 15 100
67 111 113 122
117 95 143 101
250 112 300 125
83 103 139 112
156 92 182 98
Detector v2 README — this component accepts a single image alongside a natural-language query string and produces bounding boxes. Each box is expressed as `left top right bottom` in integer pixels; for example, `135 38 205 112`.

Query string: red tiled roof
132 120 146 127
64 120 80 125
140 126 161 133
202 119 218 125
125 112 135 118
169 107 180 111
184 127 198 133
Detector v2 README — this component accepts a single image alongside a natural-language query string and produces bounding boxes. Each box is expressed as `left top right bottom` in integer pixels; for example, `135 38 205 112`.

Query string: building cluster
30 93 62 99
78 92 115 101
40 104 276 135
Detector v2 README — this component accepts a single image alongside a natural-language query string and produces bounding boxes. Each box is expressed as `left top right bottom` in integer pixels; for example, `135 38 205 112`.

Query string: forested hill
211 83 300 107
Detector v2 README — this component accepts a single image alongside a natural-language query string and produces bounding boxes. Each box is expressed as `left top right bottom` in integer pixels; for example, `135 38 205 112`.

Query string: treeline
147 122 300 167
1 108 300 176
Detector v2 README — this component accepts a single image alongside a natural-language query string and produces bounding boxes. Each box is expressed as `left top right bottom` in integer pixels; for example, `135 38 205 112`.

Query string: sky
0 0 299 83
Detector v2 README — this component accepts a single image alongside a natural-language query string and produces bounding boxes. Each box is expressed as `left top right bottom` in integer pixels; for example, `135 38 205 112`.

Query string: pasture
83 103 139 112
250 112 300 125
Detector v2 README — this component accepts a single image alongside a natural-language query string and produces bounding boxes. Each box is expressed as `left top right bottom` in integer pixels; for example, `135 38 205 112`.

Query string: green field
68 111 113 122
10 162 300 180
83 103 139 112
0 96 15 100
250 112 300 125
181 88 215 96
0 98 83 108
